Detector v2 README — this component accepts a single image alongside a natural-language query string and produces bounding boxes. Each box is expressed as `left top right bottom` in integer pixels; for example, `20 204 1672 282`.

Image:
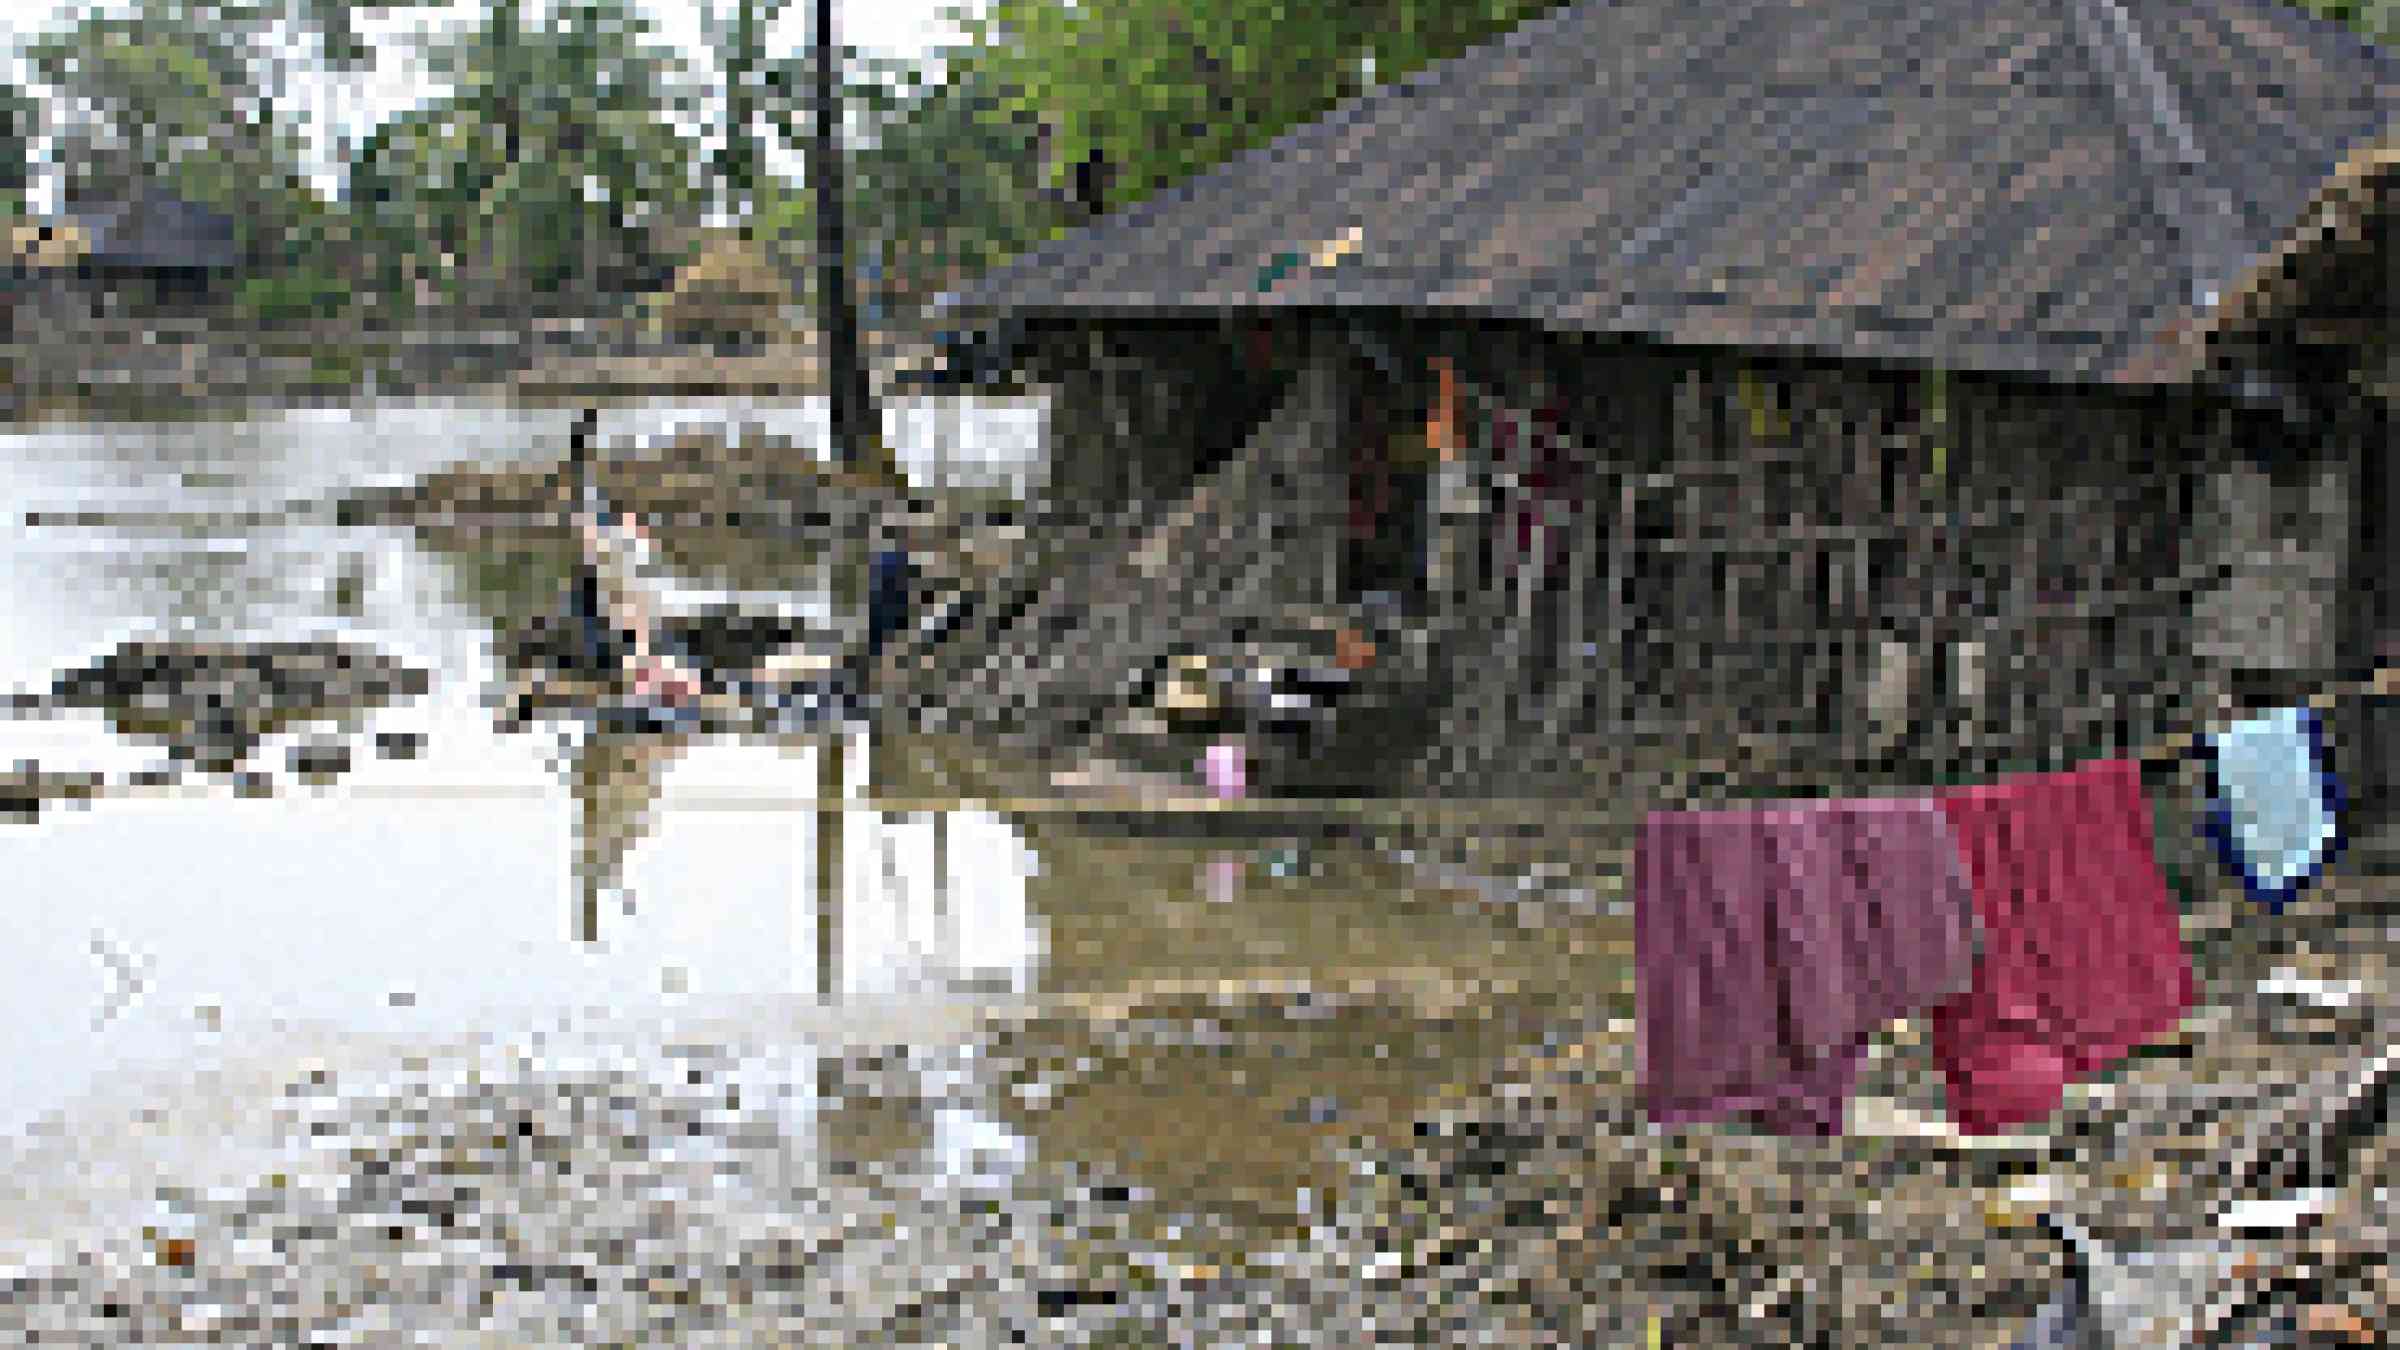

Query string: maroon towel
1931 760 2193 1134
1637 797 1976 1136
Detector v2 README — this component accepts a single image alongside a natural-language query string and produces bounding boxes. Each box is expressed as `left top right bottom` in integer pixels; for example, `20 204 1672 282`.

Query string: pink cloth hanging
1930 760 2193 1134
1637 797 1976 1136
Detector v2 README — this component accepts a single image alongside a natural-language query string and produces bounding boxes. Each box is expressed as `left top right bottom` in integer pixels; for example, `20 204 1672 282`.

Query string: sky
3 0 980 208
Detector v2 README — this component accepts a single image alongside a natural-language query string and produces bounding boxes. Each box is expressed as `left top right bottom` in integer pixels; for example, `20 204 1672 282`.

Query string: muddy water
0 396 1627 1272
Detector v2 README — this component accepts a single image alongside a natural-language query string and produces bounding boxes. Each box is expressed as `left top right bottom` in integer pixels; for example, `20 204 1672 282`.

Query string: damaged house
892 0 2398 810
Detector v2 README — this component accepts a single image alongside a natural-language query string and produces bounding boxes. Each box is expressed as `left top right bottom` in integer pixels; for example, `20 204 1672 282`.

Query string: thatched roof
649 230 795 341
77 192 236 271
950 0 2398 387
2181 130 2398 392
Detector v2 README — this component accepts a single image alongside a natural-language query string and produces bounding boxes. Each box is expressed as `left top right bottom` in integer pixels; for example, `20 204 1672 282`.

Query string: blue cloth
595 700 703 736
2203 706 2344 912
867 548 912 658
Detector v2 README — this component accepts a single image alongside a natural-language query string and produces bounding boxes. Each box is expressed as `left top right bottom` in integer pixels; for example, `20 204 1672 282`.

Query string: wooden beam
815 730 844 1002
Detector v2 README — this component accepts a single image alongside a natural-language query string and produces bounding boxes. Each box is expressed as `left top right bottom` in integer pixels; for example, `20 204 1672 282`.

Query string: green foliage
965 0 1564 214
702 0 793 218
956 0 2394 244
2296 0 2400 42
739 42 1057 308
351 0 703 310
0 83 31 209
305 348 366 387
15 0 2392 327
843 62 1062 303
27 1 443 287
28 3 314 248
233 266 352 324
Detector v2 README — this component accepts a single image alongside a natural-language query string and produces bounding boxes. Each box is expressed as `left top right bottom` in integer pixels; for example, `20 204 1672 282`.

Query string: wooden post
1426 354 1468 628
1541 429 1598 750
2006 492 2040 765
575 736 603 945
1670 364 1712 743
2343 395 2393 817
932 806 954 989
815 0 876 467
814 729 843 1002
1287 331 1349 610
1492 396 1548 772
1607 470 1636 731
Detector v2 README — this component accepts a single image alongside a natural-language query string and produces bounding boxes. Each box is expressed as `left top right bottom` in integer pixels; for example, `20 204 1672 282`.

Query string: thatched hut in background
73 191 237 308
646 229 798 352
3 192 237 332
905 0 2398 812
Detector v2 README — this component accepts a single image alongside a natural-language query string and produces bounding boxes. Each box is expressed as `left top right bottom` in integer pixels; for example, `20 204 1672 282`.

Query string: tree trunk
815 0 876 464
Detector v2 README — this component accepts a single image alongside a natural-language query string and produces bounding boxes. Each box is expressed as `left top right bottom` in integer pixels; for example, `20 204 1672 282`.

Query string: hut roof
648 230 794 338
947 0 2398 387
2179 130 2398 389
77 192 237 272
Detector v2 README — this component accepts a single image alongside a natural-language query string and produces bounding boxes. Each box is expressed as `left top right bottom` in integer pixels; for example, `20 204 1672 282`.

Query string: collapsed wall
881 321 2383 845
880 363 1357 774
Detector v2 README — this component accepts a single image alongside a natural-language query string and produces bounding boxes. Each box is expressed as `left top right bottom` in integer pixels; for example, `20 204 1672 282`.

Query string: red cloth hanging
1930 760 2193 1134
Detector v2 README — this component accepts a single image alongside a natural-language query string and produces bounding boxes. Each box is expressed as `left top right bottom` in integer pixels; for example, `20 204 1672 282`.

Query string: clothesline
2135 662 2399 767
1634 659 2380 1143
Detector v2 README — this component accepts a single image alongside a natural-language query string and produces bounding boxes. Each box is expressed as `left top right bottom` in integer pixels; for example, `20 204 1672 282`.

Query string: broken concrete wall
966 342 1356 754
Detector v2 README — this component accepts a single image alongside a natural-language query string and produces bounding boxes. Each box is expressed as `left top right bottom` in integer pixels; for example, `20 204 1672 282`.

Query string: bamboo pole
814 729 844 1002
933 804 954 989
1606 471 1636 731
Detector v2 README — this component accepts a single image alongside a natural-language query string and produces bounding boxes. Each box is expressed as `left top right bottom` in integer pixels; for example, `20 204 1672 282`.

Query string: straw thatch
648 230 796 347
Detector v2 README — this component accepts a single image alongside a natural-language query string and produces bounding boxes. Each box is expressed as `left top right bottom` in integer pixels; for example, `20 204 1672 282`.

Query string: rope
2136 664 2400 768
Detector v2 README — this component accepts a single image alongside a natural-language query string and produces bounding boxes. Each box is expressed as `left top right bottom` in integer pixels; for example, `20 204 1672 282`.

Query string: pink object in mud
1201 854 1244 904
1931 760 2193 1135
1204 741 1248 800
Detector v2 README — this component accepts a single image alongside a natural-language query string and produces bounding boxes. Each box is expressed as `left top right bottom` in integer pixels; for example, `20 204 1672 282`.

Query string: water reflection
0 398 1052 1133
564 728 680 938
975 822 1624 1249
0 396 1627 1270
839 800 1039 999
547 727 1041 998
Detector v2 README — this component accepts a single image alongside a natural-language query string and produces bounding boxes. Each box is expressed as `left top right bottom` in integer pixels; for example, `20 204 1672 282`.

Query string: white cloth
2204 705 2340 911
586 514 673 638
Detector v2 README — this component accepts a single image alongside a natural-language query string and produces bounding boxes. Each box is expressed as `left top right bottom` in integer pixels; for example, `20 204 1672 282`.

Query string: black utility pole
814 0 873 464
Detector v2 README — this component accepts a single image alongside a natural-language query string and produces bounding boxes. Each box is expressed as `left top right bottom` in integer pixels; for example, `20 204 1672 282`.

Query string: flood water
0 396 1628 1271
